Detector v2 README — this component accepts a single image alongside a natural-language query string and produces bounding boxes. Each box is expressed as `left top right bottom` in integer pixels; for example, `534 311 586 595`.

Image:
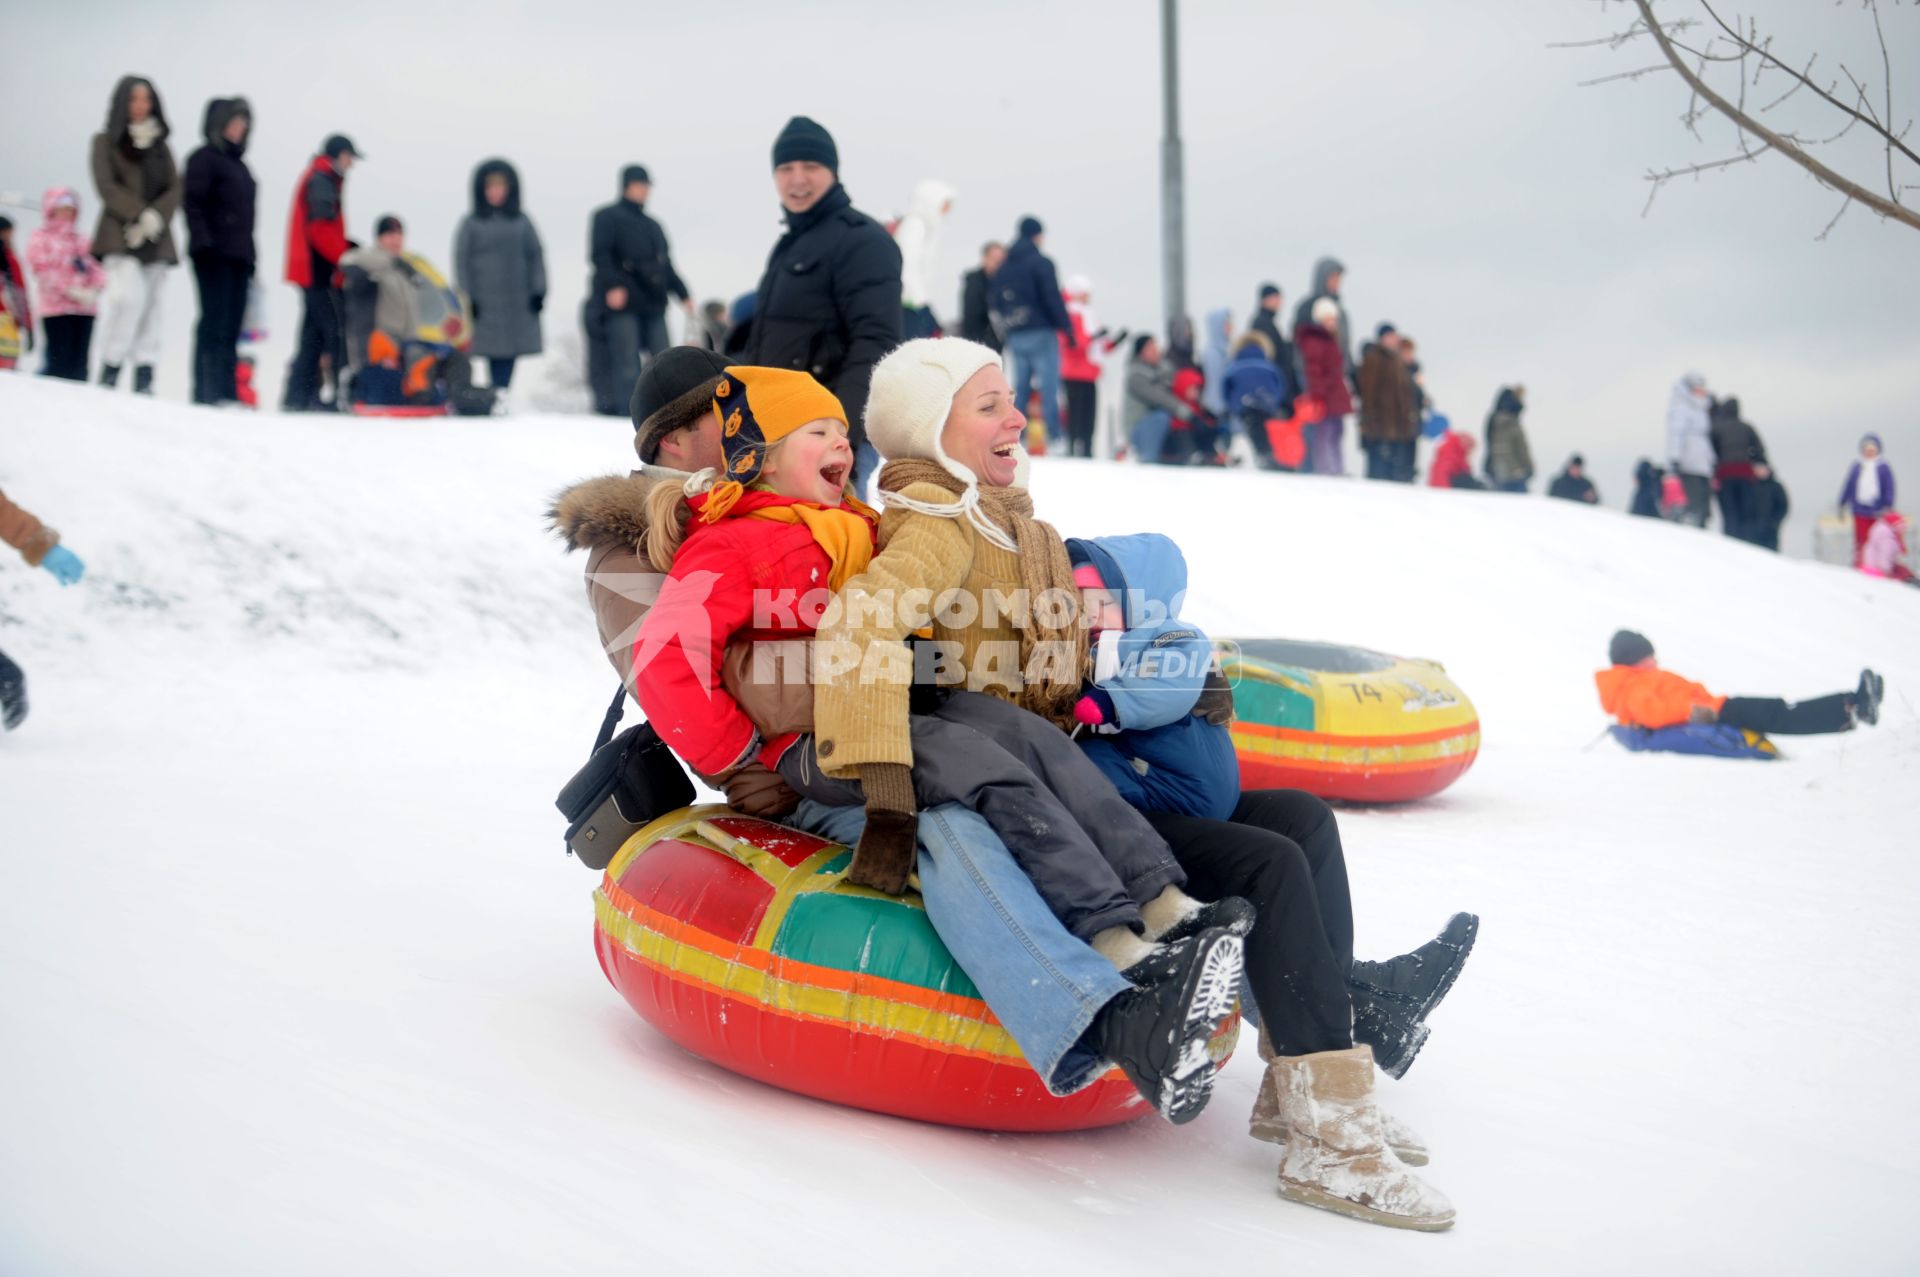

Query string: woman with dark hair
453 159 546 392
90 75 180 394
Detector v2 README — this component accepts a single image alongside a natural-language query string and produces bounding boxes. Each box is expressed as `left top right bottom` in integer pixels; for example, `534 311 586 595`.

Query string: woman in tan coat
1 485 87 730
90 75 181 393
814 336 1471 1231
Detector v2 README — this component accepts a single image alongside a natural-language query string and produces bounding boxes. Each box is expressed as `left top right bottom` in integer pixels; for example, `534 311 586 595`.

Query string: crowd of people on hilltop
3 76 1907 569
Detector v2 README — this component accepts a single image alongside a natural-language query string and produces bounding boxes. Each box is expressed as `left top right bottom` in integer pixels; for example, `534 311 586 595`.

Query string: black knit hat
772 116 837 172
621 164 651 189
632 347 733 463
375 214 403 236
1609 630 1655 667
1018 215 1044 239
1259 282 1280 300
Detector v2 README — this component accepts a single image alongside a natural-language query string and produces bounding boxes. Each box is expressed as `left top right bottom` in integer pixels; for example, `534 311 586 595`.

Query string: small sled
1608 723 1779 760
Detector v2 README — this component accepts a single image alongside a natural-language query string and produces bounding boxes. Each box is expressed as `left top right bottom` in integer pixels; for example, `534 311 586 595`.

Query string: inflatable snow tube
593 805 1240 1132
1221 638 1480 804
1608 724 1779 759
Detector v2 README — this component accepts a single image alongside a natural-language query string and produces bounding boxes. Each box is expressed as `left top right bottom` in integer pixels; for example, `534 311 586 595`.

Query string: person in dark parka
1548 455 1599 504
584 164 689 415
742 116 902 488
1630 459 1666 518
455 158 546 391
1708 396 1771 546
183 97 256 405
959 240 1005 352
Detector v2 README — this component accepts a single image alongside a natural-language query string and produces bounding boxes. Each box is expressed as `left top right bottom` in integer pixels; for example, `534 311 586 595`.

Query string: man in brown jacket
1356 324 1418 484
2 485 87 730
548 347 801 816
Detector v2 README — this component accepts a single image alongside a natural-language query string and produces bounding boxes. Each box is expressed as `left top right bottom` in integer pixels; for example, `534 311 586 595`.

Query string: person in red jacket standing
1058 275 1124 458
283 134 359 410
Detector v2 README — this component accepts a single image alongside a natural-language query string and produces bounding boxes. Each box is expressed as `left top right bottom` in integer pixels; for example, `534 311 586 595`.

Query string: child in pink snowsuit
26 188 109 381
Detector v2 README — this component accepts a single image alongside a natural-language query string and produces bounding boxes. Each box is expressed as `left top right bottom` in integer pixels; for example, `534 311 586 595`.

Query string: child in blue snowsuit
1065 533 1241 821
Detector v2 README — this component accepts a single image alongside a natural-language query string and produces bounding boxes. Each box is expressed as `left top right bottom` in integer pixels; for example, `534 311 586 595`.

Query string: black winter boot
1089 928 1244 1125
134 365 155 395
1349 912 1479 1080
99 363 122 389
0 649 27 731
1857 669 1883 726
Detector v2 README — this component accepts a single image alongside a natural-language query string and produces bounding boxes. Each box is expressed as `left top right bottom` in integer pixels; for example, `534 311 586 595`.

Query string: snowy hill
3 376 1918 1276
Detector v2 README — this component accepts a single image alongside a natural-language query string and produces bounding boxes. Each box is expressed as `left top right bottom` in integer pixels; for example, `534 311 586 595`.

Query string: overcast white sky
5 0 1915 551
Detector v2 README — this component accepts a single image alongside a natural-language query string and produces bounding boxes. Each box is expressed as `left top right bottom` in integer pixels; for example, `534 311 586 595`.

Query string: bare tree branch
1626 0 1920 233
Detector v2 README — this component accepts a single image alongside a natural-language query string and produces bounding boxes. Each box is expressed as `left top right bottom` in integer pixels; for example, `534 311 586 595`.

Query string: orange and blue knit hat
710 366 848 485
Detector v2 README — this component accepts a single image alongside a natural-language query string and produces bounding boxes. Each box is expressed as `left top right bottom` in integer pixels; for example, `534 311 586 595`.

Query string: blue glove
41 545 85 586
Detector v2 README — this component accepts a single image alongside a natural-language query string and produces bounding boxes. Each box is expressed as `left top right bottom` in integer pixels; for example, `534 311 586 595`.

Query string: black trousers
779 691 1186 941
1064 380 1097 457
1147 789 1356 1056
40 316 94 381
1241 408 1277 464
192 256 250 404
1720 693 1854 735
1678 472 1712 527
285 283 345 409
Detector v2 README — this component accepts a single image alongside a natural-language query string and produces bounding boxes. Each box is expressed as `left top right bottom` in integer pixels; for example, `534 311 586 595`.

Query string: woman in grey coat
453 159 545 391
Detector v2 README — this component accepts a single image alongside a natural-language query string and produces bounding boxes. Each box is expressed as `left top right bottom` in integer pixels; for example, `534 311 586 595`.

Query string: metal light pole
1160 0 1187 329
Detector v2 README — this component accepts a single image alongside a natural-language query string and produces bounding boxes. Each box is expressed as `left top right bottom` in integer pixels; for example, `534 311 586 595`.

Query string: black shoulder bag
554 684 694 870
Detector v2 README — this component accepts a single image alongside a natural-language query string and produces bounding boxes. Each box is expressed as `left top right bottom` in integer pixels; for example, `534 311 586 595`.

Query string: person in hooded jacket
1483 385 1534 493
1665 372 1714 527
183 97 256 405
90 75 180 394
283 134 359 411
1839 434 1897 564
894 179 953 340
1708 395 1771 545
993 216 1075 445
455 158 546 392
1291 256 1351 383
1630 459 1666 518
587 164 689 416
1059 275 1124 458
26 190 109 380
742 116 902 488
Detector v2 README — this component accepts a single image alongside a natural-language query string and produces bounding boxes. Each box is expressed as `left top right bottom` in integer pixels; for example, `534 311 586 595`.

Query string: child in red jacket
1595 630 1882 734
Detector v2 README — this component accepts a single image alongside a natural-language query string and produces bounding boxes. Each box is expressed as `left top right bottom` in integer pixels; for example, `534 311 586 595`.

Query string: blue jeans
1130 409 1173 464
1005 328 1064 441
789 799 1128 1095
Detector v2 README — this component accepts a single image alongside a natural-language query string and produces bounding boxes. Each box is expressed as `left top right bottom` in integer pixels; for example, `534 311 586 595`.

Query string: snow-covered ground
3 375 1917 1275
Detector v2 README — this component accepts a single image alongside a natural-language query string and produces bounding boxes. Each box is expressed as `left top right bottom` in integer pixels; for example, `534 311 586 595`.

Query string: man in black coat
1247 282 1295 395
585 165 692 417
959 240 1005 352
993 216 1074 444
1548 455 1600 504
183 97 255 405
742 116 902 487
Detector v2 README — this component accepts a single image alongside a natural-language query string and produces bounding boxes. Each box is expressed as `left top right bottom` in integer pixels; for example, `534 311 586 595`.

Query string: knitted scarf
877 458 1087 724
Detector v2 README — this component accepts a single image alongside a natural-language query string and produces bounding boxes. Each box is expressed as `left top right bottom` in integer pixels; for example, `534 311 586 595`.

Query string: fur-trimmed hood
548 466 688 552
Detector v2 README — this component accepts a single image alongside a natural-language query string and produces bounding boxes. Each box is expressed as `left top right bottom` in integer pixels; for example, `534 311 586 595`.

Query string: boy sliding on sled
633 366 1248 1124
1596 629 1884 736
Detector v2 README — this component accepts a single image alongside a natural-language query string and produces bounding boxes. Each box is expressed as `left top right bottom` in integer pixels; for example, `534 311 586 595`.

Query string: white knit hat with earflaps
864 338 1018 551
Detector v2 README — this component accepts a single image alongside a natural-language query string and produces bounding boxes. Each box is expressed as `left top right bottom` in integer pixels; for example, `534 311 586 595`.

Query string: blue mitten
41 545 85 586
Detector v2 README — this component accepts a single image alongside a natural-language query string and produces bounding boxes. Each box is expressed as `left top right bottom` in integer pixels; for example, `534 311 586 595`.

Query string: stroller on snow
340 236 494 417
